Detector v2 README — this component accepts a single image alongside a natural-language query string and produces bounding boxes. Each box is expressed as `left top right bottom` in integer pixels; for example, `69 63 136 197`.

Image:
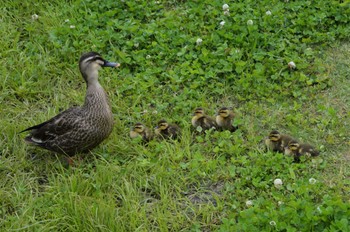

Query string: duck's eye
88 56 104 65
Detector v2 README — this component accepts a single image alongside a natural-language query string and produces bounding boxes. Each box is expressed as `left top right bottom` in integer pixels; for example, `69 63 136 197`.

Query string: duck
191 108 217 132
285 140 320 161
130 122 154 142
215 107 238 132
265 130 294 153
21 52 120 156
154 119 181 140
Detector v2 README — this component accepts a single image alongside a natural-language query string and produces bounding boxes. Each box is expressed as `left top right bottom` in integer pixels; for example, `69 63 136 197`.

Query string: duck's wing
169 125 181 138
204 117 218 130
21 106 82 144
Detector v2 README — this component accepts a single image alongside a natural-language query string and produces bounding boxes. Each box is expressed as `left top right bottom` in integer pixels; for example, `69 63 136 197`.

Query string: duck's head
79 52 120 83
193 108 205 117
156 120 169 131
132 123 146 133
130 122 146 138
218 107 231 118
287 140 300 151
268 130 281 141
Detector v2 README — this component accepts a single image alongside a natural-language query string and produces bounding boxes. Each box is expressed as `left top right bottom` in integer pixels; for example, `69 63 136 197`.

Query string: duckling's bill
103 61 120 68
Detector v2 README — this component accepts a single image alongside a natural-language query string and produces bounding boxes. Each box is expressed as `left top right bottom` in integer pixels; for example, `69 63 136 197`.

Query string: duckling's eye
290 144 298 150
270 135 278 140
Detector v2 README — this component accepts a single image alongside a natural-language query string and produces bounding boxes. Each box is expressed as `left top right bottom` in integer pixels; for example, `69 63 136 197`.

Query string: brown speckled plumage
21 52 119 156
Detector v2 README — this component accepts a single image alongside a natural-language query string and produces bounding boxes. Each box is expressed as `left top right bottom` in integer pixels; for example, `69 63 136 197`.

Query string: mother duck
21 52 120 156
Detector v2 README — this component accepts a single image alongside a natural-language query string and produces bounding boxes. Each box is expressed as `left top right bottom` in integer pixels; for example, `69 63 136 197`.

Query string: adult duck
21 52 120 156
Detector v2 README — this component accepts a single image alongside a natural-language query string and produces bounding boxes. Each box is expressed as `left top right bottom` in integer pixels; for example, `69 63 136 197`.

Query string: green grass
1 0 350 231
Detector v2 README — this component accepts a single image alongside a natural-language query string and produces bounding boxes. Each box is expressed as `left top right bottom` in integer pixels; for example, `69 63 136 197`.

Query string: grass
1 0 350 231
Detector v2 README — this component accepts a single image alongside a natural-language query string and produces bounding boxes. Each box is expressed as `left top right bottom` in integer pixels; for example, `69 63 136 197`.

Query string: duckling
215 107 238 132
154 119 181 140
285 140 320 160
130 122 153 142
191 108 217 132
21 52 120 156
265 130 294 153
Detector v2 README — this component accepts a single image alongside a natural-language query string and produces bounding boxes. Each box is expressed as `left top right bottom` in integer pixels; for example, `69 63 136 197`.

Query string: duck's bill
103 61 120 68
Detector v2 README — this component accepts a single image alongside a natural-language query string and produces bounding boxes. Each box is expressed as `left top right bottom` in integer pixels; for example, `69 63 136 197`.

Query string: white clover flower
246 200 253 207
247 20 253 26
220 21 225 26
274 178 283 188
266 10 272 16
288 61 296 69
270 221 276 226
196 38 203 46
69 25 76 29
134 42 139 48
31 14 39 20
65 19 70 23
278 201 283 206
309 178 317 184
317 206 322 213
146 55 151 59
222 4 229 11
224 10 230 16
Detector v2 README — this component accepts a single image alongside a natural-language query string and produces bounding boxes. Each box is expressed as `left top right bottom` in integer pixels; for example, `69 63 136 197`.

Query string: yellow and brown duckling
215 107 238 132
191 107 218 132
154 119 181 140
285 139 320 161
21 52 120 156
130 122 154 142
265 130 294 153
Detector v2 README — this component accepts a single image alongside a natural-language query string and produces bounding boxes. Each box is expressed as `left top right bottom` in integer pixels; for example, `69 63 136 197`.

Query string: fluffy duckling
285 140 320 160
216 107 238 132
265 130 294 153
130 123 153 142
191 108 217 131
21 52 120 156
154 119 181 140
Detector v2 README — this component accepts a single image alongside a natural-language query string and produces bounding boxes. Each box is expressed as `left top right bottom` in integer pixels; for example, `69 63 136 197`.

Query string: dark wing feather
22 107 81 142
168 124 181 139
203 117 218 130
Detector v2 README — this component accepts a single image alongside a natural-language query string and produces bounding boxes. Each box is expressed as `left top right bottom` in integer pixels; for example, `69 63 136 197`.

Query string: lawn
1 0 350 231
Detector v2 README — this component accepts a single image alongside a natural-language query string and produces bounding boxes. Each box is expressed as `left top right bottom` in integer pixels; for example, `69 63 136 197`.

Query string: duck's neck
83 80 111 112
